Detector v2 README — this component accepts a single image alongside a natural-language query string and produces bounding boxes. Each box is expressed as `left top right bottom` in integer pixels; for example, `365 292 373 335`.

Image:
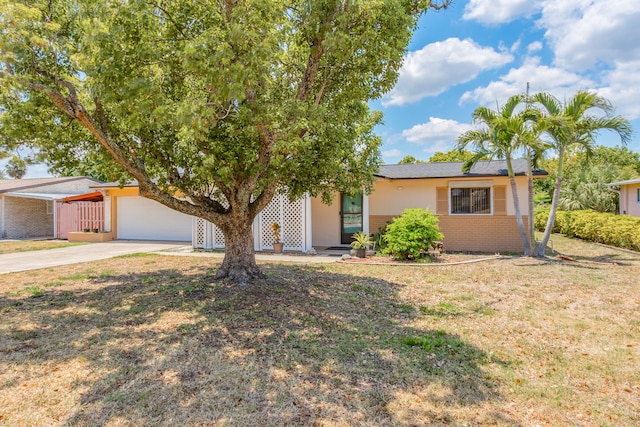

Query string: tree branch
148 1 188 39
24 72 216 219
249 181 277 218
93 97 109 136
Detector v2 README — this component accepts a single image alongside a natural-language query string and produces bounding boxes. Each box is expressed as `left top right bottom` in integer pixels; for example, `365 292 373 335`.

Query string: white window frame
449 180 493 215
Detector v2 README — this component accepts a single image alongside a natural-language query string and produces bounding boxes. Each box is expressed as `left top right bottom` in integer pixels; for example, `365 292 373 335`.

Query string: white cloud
381 148 403 159
460 57 595 107
401 117 473 153
463 0 541 25
463 0 640 72
527 41 543 54
539 0 640 70
597 60 640 120
382 38 513 107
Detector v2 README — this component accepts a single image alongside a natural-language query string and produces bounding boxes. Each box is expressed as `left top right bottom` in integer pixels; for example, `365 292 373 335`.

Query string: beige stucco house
311 160 546 253
91 160 546 254
608 178 640 217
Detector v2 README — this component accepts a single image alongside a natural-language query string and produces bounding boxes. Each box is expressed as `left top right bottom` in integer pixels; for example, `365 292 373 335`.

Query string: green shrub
382 208 444 260
534 206 550 231
373 222 391 252
535 208 640 251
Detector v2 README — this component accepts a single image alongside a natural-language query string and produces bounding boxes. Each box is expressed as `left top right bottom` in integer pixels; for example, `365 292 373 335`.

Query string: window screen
450 188 491 214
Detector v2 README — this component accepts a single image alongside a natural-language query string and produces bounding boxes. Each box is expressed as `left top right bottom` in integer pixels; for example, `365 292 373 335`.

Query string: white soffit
3 192 80 201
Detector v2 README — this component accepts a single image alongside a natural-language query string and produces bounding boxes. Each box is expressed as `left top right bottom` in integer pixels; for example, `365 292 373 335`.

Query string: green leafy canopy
1 0 450 281
0 0 445 206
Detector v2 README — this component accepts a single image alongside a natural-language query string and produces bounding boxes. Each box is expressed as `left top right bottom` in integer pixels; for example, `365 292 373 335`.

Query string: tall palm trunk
535 148 565 256
526 150 536 254
507 158 531 255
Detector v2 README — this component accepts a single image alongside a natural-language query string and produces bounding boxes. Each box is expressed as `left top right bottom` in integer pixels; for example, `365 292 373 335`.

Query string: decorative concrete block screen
193 194 306 251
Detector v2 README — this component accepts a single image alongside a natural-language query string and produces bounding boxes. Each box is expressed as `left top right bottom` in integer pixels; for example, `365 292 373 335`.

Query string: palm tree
532 90 632 257
457 94 536 255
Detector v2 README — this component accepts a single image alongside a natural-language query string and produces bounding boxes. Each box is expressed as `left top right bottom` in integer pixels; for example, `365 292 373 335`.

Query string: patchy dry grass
0 235 639 426
0 240 87 254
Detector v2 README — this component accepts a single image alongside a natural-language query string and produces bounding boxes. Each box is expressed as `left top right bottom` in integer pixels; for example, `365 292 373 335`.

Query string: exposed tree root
214 257 266 285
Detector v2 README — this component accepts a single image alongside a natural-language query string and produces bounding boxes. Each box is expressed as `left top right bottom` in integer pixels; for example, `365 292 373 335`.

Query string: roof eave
374 172 548 180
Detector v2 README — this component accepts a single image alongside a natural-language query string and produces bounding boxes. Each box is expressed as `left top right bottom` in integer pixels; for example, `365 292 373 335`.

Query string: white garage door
117 196 192 241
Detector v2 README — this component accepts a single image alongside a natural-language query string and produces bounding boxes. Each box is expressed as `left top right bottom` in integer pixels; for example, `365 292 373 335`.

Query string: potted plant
271 222 284 254
350 231 372 258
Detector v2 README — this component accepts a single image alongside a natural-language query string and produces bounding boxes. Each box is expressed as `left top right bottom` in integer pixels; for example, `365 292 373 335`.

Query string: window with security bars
450 187 491 214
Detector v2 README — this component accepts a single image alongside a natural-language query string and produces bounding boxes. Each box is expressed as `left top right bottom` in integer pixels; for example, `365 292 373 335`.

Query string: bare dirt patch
0 234 639 425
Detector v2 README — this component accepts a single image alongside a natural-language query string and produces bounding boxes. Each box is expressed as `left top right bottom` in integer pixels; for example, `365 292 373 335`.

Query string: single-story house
90 160 547 253
0 176 104 239
607 178 640 217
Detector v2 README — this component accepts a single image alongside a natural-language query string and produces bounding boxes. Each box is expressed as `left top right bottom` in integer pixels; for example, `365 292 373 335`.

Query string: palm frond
533 92 561 116
502 94 526 118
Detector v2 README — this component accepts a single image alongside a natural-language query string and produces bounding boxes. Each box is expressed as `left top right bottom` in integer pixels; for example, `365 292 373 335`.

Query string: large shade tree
532 91 632 257
0 0 449 283
457 94 538 255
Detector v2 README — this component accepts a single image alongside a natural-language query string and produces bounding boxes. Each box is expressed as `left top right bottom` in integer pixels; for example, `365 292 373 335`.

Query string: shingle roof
90 179 139 189
375 159 547 179
0 176 102 193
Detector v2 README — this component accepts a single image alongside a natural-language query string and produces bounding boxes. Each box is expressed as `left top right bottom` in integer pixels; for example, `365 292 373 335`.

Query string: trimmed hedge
535 208 640 251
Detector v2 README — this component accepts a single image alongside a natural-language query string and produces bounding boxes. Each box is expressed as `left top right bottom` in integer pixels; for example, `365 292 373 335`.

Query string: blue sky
15 0 640 177
374 0 640 164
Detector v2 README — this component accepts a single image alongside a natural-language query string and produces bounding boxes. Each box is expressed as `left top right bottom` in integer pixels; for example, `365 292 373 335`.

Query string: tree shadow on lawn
543 238 640 266
0 264 515 426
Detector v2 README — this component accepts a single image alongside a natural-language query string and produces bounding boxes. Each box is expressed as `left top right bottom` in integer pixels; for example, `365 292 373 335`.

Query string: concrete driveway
0 241 191 274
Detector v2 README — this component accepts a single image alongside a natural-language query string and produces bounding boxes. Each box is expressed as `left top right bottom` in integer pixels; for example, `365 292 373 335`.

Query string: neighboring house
0 176 103 239
607 178 640 217
92 160 547 253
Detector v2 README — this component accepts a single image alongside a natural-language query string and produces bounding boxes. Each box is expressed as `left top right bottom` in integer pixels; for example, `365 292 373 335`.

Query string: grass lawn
0 235 638 426
0 240 88 254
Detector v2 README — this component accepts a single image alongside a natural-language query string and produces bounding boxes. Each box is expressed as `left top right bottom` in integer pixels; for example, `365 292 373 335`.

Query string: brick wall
0 197 4 237
4 196 53 238
437 215 526 253
370 213 527 253
370 215 394 235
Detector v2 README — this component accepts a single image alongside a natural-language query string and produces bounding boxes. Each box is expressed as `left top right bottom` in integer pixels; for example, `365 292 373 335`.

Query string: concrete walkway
0 241 190 274
0 241 339 274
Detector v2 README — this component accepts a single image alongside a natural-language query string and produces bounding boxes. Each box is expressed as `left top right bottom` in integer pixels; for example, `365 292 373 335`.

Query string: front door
340 193 363 244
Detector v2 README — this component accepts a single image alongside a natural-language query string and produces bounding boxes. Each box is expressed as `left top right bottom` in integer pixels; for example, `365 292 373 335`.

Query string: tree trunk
214 216 264 285
535 149 564 257
509 174 531 256
526 151 536 254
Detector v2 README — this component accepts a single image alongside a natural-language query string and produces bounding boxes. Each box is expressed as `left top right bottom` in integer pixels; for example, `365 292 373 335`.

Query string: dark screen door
340 193 363 244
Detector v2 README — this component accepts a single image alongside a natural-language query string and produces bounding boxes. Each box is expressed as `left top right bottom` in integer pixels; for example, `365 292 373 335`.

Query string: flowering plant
271 222 281 244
